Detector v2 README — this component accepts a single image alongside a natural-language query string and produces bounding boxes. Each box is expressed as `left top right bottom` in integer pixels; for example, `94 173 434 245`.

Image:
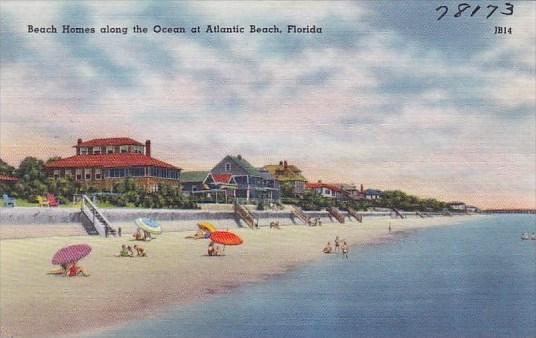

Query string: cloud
0 1 534 208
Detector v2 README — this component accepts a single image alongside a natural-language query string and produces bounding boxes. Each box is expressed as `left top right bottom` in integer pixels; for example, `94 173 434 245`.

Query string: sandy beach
0 216 471 338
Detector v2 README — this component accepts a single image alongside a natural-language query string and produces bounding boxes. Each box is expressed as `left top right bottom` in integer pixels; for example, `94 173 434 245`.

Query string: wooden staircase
347 207 363 223
327 207 345 224
416 211 426 218
80 194 116 236
234 202 256 229
392 208 405 219
291 206 311 225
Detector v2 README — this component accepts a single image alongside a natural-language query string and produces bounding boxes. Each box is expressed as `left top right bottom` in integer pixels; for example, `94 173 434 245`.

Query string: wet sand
0 216 471 338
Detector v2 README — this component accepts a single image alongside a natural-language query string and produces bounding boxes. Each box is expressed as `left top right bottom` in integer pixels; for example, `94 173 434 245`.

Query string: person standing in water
341 241 349 259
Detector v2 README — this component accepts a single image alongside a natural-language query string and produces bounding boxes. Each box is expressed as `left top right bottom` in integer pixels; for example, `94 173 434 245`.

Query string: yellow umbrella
197 222 217 233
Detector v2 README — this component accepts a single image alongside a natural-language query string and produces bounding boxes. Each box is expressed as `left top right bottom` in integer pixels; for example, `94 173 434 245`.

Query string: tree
14 157 48 200
0 158 16 176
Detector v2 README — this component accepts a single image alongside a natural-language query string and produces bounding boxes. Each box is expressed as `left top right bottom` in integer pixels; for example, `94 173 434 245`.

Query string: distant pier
484 209 536 214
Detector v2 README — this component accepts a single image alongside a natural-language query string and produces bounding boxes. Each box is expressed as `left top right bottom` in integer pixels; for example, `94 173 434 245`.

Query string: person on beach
143 230 153 241
270 221 280 229
341 241 349 259
389 222 392 233
323 242 333 254
133 228 144 241
133 245 147 257
208 241 220 256
334 236 340 253
127 245 135 256
66 262 90 277
115 244 131 257
47 263 69 275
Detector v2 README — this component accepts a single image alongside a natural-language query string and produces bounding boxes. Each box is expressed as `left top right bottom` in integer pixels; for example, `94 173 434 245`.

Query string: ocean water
94 215 536 338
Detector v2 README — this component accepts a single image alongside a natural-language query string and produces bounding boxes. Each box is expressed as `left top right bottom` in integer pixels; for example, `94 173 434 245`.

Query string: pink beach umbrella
51 244 92 265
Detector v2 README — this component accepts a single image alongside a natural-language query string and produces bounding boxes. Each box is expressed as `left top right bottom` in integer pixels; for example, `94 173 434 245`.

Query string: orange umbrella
210 231 243 246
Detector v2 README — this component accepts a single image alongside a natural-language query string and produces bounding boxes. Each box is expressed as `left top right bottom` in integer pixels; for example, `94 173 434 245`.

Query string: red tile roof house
305 181 344 201
45 138 181 191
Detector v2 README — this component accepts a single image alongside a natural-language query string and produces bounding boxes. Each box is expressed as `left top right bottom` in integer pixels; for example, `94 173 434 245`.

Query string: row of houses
45 137 383 203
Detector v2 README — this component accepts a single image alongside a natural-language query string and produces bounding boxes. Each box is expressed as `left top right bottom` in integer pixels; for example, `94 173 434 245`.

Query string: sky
1 1 534 209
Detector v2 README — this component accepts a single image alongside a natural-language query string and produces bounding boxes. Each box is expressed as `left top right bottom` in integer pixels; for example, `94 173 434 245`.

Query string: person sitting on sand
115 244 131 257
127 245 135 257
270 221 280 229
208 241 220 256
133 228 145 241
323 242 332 254
66 262 90 277
341 241 349 259
133 244 147 257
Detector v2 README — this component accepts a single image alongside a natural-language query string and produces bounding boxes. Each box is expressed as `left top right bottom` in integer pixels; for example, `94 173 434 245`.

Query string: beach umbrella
51 244 92 265
197 222 217 233
135 218 162 234
210 231 243 246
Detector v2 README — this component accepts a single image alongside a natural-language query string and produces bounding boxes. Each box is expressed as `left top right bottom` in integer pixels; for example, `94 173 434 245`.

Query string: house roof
180 171 210 183
305 182 342 192
0 175 18 182
263 164 307 182
45 153 180 169
213 174 233 184
229 155 262 177
364 189 382 195
75 137 144 147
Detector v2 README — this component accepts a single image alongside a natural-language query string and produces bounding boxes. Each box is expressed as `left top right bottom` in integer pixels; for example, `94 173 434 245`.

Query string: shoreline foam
0 216 475 338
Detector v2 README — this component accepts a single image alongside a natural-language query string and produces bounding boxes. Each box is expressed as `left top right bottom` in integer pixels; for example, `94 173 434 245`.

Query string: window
65 169 72 178
92 147 101 155
127 167 145 177
106 146 114 154
75 169 82 181
225 162 232 172
53 170 60 179
109 168 126 177
84 169 92 180
120 145 128 153
95 169 102 180
80 147 88 155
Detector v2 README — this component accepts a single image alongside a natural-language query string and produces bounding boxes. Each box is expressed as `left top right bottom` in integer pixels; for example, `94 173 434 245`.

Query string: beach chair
37 196 49 207
3 194 16 207
46 193 59 207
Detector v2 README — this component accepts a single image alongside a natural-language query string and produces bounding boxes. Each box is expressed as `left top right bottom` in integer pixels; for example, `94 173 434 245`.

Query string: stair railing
81 194 115 236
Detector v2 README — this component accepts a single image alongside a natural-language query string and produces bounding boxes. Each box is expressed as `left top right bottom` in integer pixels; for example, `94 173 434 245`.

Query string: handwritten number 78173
436 3 514 21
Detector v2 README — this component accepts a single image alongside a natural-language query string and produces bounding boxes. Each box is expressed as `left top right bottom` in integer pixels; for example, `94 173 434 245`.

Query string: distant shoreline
0 216 474 338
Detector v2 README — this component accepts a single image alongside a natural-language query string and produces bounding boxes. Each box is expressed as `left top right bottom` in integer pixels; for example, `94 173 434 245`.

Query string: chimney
284 160 288 169
360 184 364 193
145 140 151 157
77 138 82 155
237 154 242 160
318 180 322 183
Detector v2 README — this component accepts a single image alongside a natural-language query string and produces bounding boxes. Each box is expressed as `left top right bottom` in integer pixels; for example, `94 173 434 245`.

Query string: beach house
45 137 181 191
180 171 215 195
210 155 280 203
262 160 307 197
305 181 343 200
364 189 383 200
180 171 238 202
448 201 466 211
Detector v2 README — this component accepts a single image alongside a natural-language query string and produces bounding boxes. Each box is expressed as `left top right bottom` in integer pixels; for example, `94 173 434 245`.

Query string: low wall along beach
0 207 409 239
